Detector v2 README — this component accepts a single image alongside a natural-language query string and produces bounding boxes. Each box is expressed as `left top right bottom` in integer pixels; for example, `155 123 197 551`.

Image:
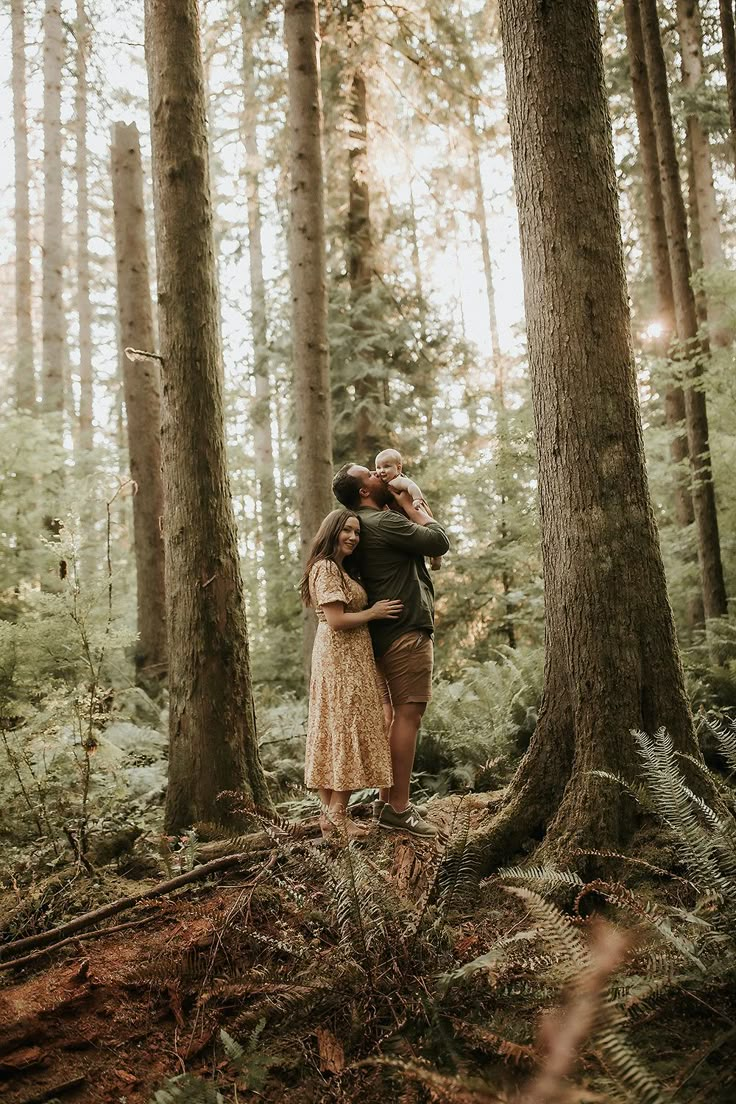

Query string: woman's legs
318 788 333 836
328 790 351 819
319 789 368 838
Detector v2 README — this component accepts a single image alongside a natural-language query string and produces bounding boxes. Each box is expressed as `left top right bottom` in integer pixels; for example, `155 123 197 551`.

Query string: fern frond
436 927 537 996
591 769 648 805
633 728 736 899
435 802 482 923
570 848 698 890
220 1028 245 1065
702 714 736 773
150 1073 224 1104
578 880 705 970
499 863 584 888
595 1021 668 1104
504 885 588 969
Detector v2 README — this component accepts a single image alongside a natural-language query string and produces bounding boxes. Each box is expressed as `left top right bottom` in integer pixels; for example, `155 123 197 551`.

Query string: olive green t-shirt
355 507 450 657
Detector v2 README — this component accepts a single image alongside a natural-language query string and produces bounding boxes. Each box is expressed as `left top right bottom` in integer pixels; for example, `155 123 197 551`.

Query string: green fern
702 713 736 773
436 926 538 996
504 885 588 973
499 862 584 888
595 1018 669 1104
149 1073 224 1104
631 728 736 899
434 802 482 923
220 1019 277 1093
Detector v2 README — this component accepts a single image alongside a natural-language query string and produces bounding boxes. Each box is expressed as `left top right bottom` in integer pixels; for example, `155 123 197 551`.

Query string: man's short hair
332 463 363 509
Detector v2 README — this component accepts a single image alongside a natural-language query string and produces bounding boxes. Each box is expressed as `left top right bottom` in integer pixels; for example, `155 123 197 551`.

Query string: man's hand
389 486 414 509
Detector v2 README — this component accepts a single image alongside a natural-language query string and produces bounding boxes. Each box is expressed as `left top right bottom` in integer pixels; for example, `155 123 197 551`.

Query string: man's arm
378 505 450 557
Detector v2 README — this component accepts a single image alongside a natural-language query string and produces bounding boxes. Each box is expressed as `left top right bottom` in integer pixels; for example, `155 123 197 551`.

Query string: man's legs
382 702 426 811
378 703 394 806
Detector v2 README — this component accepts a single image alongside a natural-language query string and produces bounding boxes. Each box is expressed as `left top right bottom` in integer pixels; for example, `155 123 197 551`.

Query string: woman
299 508 402 838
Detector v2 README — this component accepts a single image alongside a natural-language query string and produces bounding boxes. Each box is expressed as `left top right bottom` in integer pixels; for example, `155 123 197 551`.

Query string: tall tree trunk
239 0 281 620
144 0 272 831
639 0 728 622
675 0 732 347
469 114 502 373
720 0 736 172
285 0 334 672
11 0 35 413
345 10 383 459
483 0 708 870
74 0 94 451
407 178 437 449
623 0 704 630
468 111 515 647
111 122 168 687
42 0 65 417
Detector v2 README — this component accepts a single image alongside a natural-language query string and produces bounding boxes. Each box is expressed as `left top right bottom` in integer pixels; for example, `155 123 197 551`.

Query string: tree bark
623 0 704 630
111 122 168 686
719 0 736 172
285 0 335 672
41 0 66 417
639 0 728 622
484 0 706 869
469 113 502 373
345 7 384 460
74 0 94 451
675 0 732 347
11 0 35 413
469 112 516 647
144 0 272 831
239 0 281 620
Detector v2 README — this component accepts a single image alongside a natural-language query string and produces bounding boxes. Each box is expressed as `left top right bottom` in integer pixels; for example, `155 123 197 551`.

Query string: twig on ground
0 849 264 963
0 915 153 971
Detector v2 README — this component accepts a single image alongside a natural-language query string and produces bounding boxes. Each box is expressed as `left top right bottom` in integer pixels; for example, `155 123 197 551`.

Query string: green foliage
0 504 163 876
149 1074 224 1104
416 646 542 792
594 727 736 900
220 1020 279 1093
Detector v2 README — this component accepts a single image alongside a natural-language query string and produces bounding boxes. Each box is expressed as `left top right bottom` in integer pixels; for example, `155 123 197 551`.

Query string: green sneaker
372 799 385 823
377 802 439 839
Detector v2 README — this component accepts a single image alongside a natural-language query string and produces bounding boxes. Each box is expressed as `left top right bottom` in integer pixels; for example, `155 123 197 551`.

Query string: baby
375 448 443 571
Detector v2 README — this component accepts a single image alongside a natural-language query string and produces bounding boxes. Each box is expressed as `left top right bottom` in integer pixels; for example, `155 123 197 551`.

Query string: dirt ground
0 796 491 1104
2 792 734 1104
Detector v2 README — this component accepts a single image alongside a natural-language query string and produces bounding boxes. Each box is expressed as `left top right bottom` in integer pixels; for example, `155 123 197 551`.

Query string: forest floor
1 792 734 1104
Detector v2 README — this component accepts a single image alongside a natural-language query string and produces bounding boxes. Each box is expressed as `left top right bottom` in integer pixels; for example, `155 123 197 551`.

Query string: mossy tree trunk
482 0 710 871
639 0 728 623
144 0 272 831
11 0 35 413
623 0 703 631
285 0 334 675
111 121 168 687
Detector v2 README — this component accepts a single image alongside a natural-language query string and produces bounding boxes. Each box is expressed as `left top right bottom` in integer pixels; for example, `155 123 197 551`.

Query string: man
332 463 450 838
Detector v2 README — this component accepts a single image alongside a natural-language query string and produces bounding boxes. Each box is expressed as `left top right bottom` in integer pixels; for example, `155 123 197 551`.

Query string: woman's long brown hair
298 508 362 607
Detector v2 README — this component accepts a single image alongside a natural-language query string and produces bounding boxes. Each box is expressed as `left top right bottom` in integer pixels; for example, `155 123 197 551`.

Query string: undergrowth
138 725 736 1103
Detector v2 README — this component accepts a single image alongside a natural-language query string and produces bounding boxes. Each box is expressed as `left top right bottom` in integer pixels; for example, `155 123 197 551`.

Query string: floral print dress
304 560 392 791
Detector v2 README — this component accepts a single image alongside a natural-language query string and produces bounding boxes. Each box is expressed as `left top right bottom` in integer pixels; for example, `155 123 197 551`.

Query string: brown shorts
376 630 433 707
